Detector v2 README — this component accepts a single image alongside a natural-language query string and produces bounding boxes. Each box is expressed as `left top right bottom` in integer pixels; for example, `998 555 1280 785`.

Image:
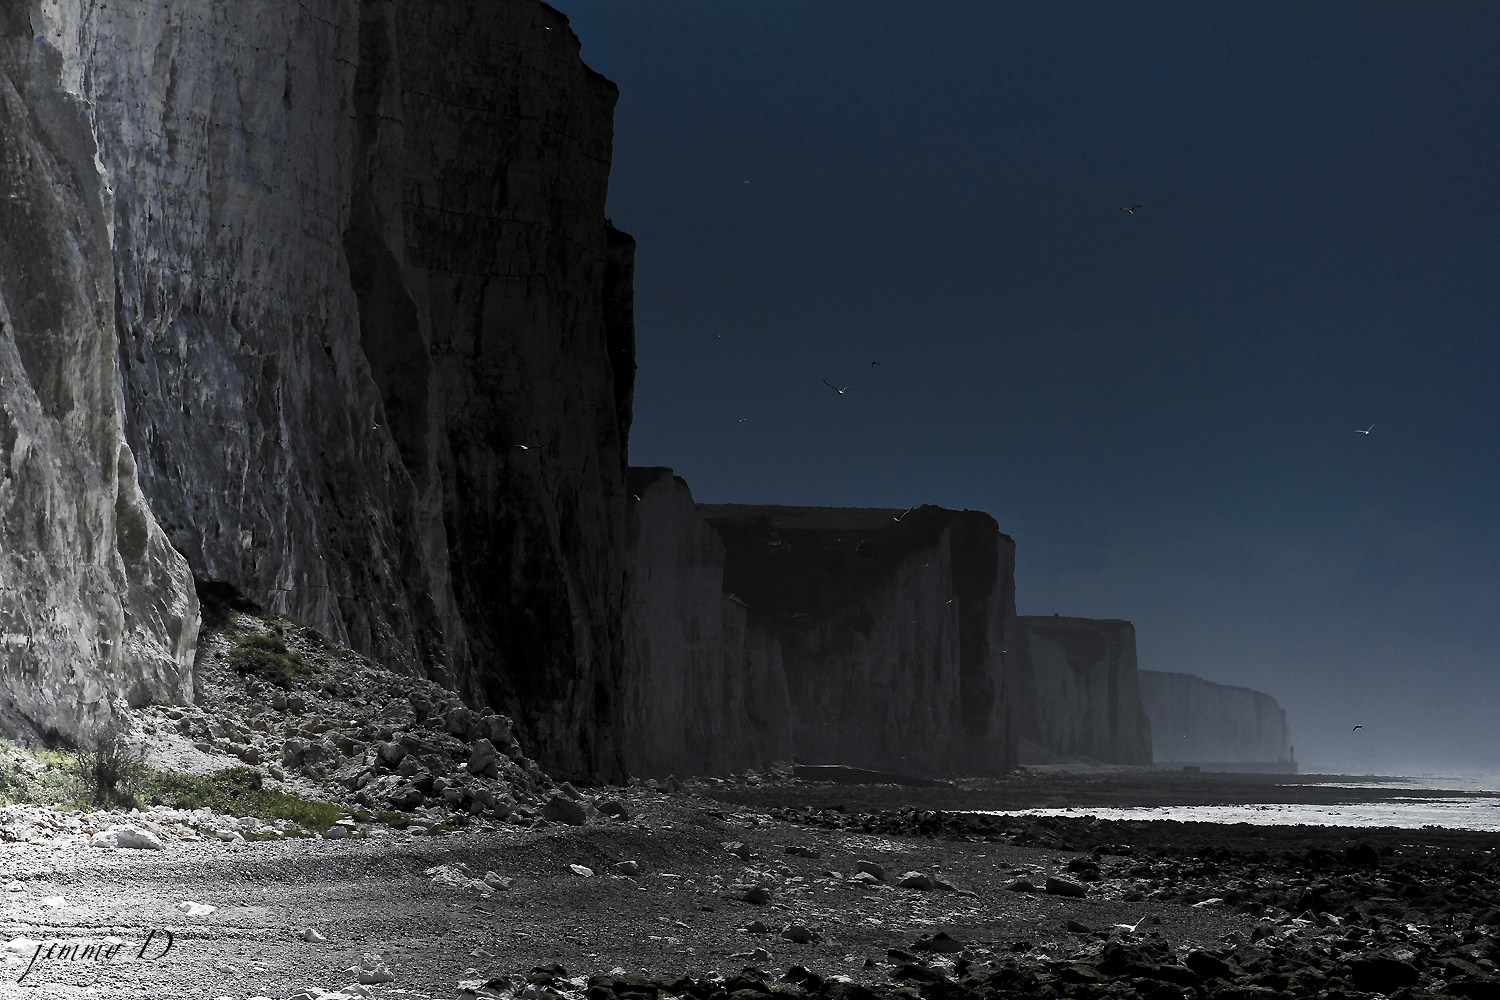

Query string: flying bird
514 445 531 451
736 418 748 423
1121 205 1141 215
871 361 881 366
1353 419 1380 435
893 507 915 521
1352 725 1364 731
823 379 858 395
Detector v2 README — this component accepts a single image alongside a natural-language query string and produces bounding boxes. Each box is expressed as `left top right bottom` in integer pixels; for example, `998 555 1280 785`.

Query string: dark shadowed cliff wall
1012 616 1153 765
1138 669 1291 767
0 0 633 776
626 469 1017 777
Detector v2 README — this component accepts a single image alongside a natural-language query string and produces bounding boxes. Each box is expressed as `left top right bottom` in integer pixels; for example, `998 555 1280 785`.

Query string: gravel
9 784 1497 999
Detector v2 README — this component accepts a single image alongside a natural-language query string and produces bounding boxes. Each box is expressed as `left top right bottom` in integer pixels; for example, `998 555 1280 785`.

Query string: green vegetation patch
136 766 340 829
0 747 78 807
3 745 341 831
226 632 309 689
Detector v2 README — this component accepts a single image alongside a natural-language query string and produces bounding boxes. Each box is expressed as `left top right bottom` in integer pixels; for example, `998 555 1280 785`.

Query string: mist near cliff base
561 1 1500 777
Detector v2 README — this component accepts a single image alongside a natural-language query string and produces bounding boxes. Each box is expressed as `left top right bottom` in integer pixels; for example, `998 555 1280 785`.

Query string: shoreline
1 779 1495 999
689 769 1500 821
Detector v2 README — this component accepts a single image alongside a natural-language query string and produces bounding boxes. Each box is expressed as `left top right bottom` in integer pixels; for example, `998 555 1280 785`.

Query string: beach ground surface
2 771 1497 1000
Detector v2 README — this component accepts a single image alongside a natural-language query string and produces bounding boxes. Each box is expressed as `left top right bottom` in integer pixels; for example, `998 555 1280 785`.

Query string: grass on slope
0 741 340 831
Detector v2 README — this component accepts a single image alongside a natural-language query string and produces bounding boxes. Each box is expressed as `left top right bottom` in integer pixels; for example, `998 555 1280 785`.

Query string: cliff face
1138 670 1291 765
1011 616 1153 765
625 472 1017 777
624 469 789 776
0 11 199 741
0 0 633 774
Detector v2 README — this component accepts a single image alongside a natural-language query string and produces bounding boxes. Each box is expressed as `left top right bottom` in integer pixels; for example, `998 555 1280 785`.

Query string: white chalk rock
91 824 165 850
359 965 396 985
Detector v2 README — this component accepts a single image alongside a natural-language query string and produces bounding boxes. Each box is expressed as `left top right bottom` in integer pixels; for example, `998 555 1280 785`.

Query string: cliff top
698 502 1001 534
1019 614 1135 629
699 503 924 531
1138 669 1286 703
691 503 1007 623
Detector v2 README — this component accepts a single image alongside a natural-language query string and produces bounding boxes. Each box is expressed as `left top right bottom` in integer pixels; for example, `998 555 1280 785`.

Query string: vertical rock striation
1011 616 1153 765
384 2 635 776
1 1 633 773
626 472 1017 777
0 11 197 742
625 468 789 776
1138 669 1292 768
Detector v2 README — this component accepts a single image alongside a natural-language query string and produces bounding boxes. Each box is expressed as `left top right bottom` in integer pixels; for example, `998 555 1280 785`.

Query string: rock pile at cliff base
120 605 648 829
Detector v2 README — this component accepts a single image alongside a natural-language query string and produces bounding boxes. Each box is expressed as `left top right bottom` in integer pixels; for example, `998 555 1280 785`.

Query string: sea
979 773 1500 832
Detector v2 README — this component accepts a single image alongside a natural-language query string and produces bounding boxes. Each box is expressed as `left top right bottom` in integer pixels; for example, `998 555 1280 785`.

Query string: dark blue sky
559 1 1499 774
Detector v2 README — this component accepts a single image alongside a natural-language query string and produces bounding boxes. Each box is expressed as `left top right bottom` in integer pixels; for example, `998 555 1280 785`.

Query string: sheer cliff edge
0 2 1284 783
625 468 1018 778
0 1 633 775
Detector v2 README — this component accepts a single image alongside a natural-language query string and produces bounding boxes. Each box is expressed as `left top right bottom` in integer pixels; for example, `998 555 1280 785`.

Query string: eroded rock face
0 15 197 742
626 470 1017 777
1138 669 1292 767
625 468 790 776
2 1 633 774
1012 616 1153 765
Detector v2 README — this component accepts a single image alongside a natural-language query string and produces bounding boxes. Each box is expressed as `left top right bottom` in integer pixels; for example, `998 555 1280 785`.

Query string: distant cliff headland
0 0 1288 780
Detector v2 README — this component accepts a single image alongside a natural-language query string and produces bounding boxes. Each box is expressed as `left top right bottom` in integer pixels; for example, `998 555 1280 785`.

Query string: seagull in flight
514 444 531 451
736 418 748 423
893 507 915 521
823 379 858 395
871 361 882 367
1121 205 1141 215
1352 725 1364 731
1353 419 1380 435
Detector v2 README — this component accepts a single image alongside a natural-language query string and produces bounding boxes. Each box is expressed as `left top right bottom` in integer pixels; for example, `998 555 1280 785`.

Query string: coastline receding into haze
569 0 1499 778
1 3 1497 997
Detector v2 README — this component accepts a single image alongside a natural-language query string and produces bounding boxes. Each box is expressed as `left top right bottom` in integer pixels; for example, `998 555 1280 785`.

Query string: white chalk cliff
0 1 1287 782
626 468 1016 777
1 1 635 774
1012 615 1153 765
1138 669 1292 765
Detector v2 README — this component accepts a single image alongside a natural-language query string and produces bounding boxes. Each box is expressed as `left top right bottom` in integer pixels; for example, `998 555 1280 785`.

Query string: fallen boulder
89 825 165 850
